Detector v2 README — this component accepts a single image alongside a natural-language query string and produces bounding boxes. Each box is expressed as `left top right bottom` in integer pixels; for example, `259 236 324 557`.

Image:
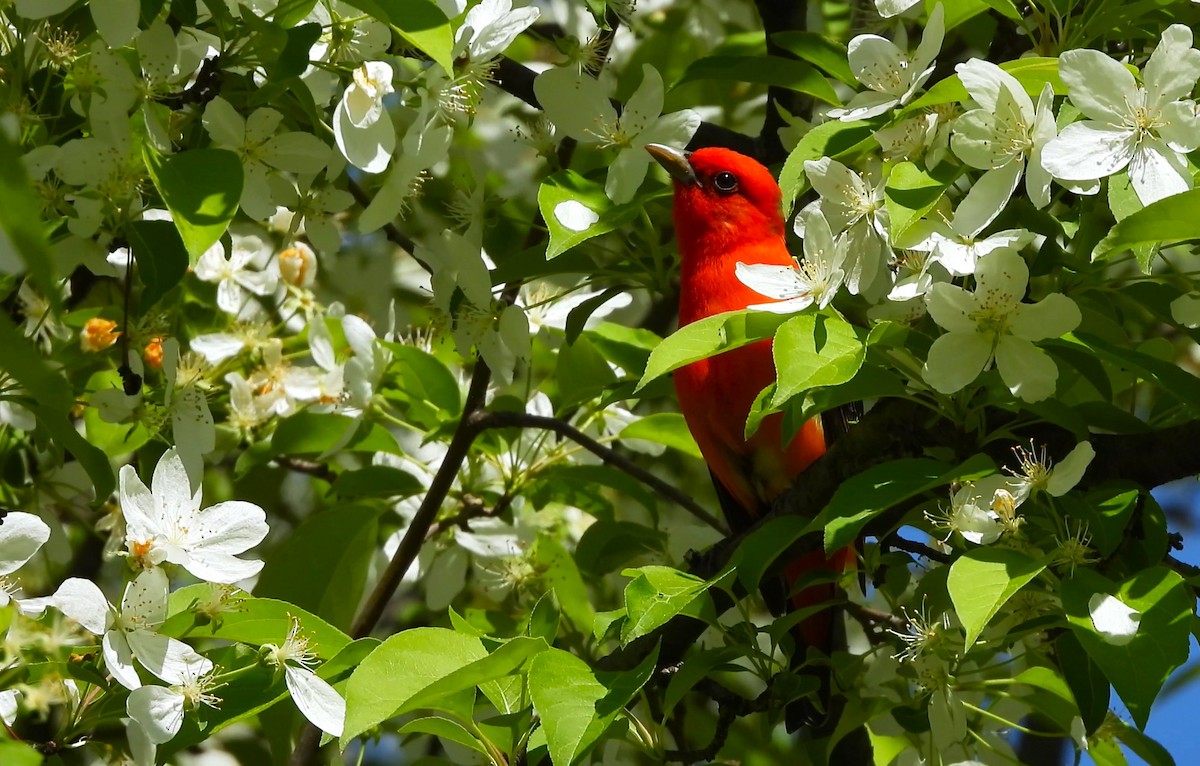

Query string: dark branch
753 0 810 164
599 398 1200 675
474 410 728 533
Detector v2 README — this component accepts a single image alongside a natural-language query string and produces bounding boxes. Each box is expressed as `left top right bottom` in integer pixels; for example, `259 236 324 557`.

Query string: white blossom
121 447 269 584
801 158 890 297
829 4 944 120
193 233 278 317
25 568 213 690
735 208 846 313
264 619 345 736
535 64 700 203
456 0 541 62
1042 25 1200 205
922 249 1080 401
203 98 332 219
333 61 395 174
950 59 1058 230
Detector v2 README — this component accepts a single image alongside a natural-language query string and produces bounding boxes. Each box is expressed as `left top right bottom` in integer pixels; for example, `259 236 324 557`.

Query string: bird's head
645 144 785 257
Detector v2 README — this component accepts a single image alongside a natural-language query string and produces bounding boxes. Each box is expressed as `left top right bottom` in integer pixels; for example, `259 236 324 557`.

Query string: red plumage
648 144 852 655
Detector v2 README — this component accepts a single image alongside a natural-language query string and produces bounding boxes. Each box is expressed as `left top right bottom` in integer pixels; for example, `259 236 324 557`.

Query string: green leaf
126 218 189 310
162 588 351 658
1094 189 1200 262
0 741 44 766
533 535 595 630
779 120 876 215
574 520 665 577
537 170 640 259
663 646 742 714
815 453 996 556
1061 566 1193 728
271 411 401 457
272 0 317 27
1056 631 1109 734
637 310 788 391
399 636 548 716
1071 332 1200 414
398 716 488 754
528 649 618 766
381 343 462 420
255 506 382 631
770 32 854 85
620 565 714 644
332 466 424 499
556 334 617 407
618 413 701 458
947 547 1045 649
358 0 454 73
142 147 243 261
342 628 487 745
905 57 1065 112
771 311 866 409
884 161 960 241
0 315 114 499
0 125 54 299
675 55 839 105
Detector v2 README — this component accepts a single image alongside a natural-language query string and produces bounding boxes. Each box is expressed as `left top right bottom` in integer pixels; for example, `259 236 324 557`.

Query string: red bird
645 143 854 683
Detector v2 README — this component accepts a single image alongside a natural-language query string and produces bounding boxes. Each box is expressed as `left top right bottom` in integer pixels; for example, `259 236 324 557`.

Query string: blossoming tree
1 0 1199 764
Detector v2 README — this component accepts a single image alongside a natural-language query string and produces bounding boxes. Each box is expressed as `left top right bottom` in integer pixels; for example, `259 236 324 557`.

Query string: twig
882 533 951 564
845 602 907 633
346 178 420 261
474 410 728 533
274 456 337 482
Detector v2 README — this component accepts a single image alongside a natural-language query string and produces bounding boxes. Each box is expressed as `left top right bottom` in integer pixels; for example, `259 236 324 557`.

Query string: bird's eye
712 171 738 194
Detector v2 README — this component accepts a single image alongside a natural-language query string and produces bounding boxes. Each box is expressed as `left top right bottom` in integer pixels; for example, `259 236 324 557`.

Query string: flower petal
923 331 994 394
285 665 346 737
533 67 616 144
126 631 213 686
1046 442 1094 496
1128 138 1192 205
956 58 1032 116
553 200 599 232
333 98 395 175
33 577 111 634
734 262 806 300
1143 24 1200 108
1041 122 1136 181
1008 293 1081 341
1058 48 1139 124
189 500 269 554
995 336 1058 402
0 511 50 577
126 685 185 744
151 447 199 516
104 630 141 690
926 283 977 334
974 249 1029 306
951 162 1023 238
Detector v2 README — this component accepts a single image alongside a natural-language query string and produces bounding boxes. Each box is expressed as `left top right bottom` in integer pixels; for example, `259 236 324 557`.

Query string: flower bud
144 337 164 369
80 318 120 352
278 243 317 288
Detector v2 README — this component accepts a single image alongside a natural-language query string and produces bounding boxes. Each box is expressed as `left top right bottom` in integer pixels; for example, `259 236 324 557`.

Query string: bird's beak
645 143 697 186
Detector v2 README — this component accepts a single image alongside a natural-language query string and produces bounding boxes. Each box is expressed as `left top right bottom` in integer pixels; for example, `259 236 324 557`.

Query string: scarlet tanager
645 143 855 679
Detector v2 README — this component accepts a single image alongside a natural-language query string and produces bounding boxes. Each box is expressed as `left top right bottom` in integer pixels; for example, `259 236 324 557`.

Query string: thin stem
473 410 728 533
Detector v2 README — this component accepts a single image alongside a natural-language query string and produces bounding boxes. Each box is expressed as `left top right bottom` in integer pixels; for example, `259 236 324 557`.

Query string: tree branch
753 0 810 164
599 399 1200 676
474 410 729 533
